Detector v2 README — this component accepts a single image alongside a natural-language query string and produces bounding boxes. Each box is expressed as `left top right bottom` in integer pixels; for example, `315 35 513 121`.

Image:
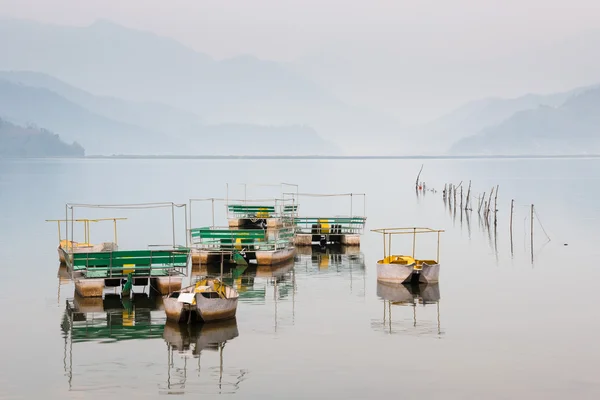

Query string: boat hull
163 296 199 323
255 246 296 265
195 293 238 322
376 261 416 283
58 242 118 264
420 262 440 283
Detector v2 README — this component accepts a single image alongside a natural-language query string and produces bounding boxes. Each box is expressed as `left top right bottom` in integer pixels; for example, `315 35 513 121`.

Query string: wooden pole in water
510 199 514 255
453 185 457 206
531 204 534 262
494 185 499 213
486 188 494 219
479 192 485 214
460 186 463 210
465 180 471 211
416 164 424 190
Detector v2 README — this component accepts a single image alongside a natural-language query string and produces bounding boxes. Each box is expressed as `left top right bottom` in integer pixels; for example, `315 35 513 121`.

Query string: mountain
450 87 600 155
0 79 167 154
0 70 204 135
0 76 337 155
0 19 401 153
0 118 84 157
416 87 592 154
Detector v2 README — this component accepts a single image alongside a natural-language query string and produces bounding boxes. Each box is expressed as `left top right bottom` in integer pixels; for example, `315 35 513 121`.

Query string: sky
2 0 600 123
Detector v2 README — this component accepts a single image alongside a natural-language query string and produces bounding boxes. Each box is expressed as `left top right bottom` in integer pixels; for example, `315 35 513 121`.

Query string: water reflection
161 320 247 395
61 293 165 391
295 245 366 297
62 292 164 344
372 282 443 337
60 293 247 395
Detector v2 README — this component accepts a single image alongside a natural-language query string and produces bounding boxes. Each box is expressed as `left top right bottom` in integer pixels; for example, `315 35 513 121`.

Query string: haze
3 0 600 123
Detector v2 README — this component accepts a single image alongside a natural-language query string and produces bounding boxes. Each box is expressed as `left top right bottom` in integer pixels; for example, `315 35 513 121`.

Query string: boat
371 227 444 284
58 240 118 263
47 218 125 263
163 278 239 324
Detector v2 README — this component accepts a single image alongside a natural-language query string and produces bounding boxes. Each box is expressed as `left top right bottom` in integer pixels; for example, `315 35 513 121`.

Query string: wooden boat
163 278 239 324
371 227 444 284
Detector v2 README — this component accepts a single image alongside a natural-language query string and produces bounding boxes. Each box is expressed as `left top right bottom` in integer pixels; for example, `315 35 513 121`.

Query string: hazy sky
2 0 600 122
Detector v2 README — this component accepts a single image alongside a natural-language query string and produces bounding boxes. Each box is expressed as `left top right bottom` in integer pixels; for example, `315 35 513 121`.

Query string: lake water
0 157 599 399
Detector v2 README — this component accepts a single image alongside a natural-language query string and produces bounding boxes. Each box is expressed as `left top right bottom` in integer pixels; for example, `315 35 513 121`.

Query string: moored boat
163 278 239 324
47 218 125 264
372 227 444 284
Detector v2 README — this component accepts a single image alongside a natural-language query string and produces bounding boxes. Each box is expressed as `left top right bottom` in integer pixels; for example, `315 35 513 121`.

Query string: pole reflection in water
61 292 166 391
161 319 246 395
372 282 443 337
295 244 366 298
61 292 247 395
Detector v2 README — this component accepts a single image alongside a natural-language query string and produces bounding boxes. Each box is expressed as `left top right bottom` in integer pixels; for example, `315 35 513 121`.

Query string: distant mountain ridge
450 86 600 154
0 117 84 157
0 70 204 134
417 87 592 154
0 73 337 155
0 18 402 152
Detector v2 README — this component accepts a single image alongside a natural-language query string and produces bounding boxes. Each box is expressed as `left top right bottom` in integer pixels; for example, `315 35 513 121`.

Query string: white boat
163 278 239 324
372 227 444 284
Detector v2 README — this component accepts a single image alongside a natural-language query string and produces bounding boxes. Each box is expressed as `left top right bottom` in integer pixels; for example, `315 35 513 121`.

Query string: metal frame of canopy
64 202 189 251
226 182 299 207
282 192 367 220
188 197 298 232
46 217 127 246
371 227 445 261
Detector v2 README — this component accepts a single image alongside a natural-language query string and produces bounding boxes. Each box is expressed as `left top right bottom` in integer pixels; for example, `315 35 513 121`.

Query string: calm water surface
0 158 599 399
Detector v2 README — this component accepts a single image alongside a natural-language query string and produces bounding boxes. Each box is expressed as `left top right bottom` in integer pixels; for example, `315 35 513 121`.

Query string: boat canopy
371 227 444 261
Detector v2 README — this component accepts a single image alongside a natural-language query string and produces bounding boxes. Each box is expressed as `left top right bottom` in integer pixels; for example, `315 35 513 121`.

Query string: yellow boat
372 227 444 284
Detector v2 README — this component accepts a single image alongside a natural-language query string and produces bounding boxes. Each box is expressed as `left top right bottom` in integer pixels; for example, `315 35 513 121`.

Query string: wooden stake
415 164 423 190
486 187 494 218
465 180 471 211
494 185 499 213
531 204 534 263
510 199 514 255
478 192 485 214
460 186 463 210
453 184 457 205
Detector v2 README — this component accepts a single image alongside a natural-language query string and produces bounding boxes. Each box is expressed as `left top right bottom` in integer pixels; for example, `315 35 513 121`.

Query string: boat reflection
61 293 166 391
372 282 443 337
160 320 247 395
62 292 164 344
295 245 366 297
